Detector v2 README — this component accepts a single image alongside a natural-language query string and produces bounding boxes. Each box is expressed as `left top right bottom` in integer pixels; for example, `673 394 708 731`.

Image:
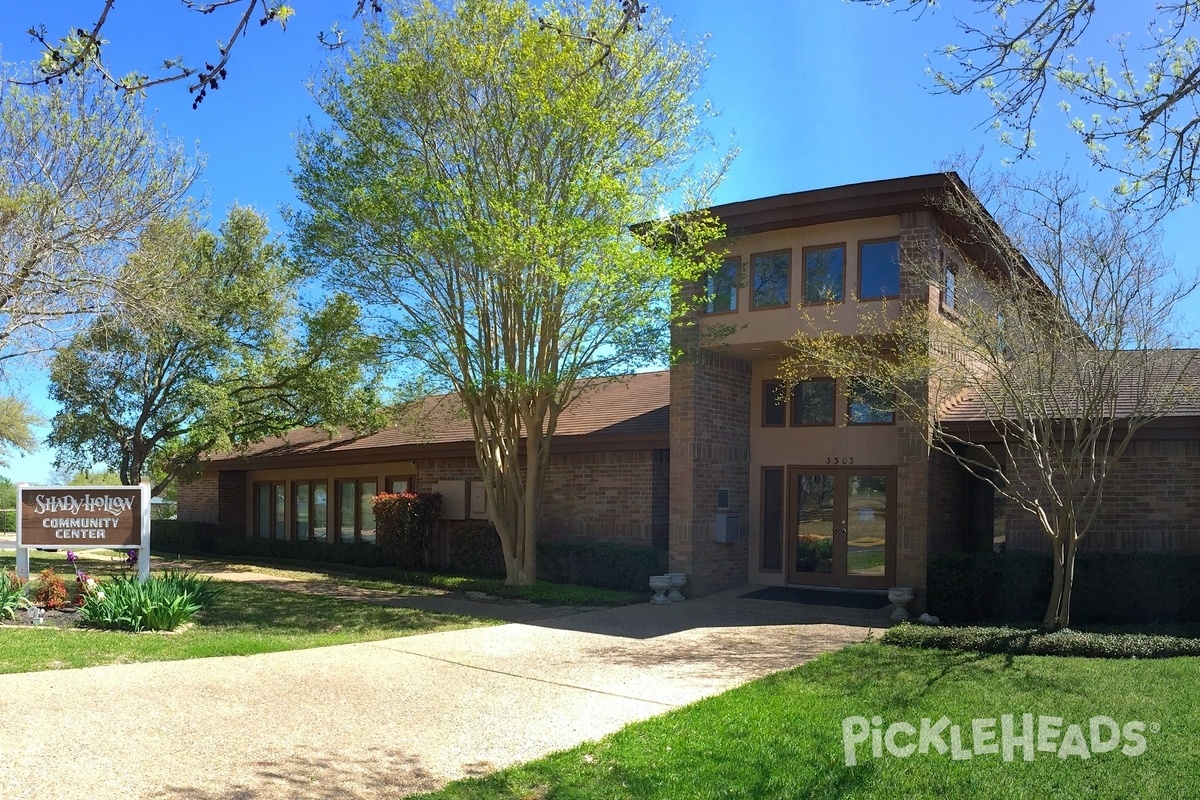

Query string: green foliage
0 476 16 508
81 572 223 632
446 521 506 577
33 568 68 610
0 397 41 467
927 551 1200 625
292 0 729 585
883 622 1200 659
47 206 386 494
535 540 664 592
0 570 29 620
374 492 442 568
150 519 221 555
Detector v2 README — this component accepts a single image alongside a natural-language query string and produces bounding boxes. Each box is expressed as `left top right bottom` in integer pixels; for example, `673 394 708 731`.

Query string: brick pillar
217 470 248 537
176 471 219 523
669 320 753 597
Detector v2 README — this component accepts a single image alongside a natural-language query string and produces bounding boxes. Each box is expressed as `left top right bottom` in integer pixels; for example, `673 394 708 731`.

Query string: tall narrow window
337 480 356 544
803 244 845 304
751 250 790 309
762 380 786 427
761 468 783 571
313 483 328 542
360 480 378 545
705 257 739 313
858 239 900 300
254 482 285 539
294 483 311 541
944 264 957 310
790 379 836 426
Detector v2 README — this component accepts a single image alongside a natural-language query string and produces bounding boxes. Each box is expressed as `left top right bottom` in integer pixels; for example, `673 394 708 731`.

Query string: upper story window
704 257 740 314
803 244 846 304
858 239 900 300
751 250 791 309
847 379 895 425
943 263 957 311
762 379 786 426
790 379 836 426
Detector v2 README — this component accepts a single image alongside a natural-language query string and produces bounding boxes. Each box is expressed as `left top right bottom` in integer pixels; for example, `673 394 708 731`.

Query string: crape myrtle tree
0 70 199 461
779 168 1198 630
854 1 1200 212
291 0 728 585
48 207 385 496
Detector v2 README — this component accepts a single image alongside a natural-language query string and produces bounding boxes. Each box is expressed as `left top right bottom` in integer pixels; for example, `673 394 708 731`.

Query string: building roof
938 349 1200 425
204 370 670 468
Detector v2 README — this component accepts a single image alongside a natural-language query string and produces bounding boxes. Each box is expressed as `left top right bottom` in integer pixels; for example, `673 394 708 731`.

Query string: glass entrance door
787 468 895 588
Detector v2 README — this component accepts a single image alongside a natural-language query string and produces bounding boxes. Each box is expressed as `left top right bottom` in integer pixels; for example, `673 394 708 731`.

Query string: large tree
292 0 726 584
780 168 1198 629
47 206 385 496
857 1 1200 211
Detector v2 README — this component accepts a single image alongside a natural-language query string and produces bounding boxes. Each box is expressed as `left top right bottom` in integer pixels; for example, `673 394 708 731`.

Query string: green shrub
536 540 664 592
374 492 442 568
447 521 506 577
883 622 1200 659
927 551 1200 625
0 570 29 620
209 536 389 568
81 571 224 632
151 519 220 555
33 568 68 610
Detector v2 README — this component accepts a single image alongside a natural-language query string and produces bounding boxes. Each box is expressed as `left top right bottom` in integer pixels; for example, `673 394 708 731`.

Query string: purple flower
125 549 138 565
66 550 77 563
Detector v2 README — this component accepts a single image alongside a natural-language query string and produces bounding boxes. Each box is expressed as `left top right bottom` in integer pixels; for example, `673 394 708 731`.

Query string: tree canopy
47 206 386 496
858 1 1200 211
292 0 726 584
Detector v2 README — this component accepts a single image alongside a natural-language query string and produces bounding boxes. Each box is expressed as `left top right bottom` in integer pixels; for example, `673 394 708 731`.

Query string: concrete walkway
0 584 885 800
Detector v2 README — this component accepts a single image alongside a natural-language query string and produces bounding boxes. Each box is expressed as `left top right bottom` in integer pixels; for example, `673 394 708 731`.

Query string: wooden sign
17 486 146 548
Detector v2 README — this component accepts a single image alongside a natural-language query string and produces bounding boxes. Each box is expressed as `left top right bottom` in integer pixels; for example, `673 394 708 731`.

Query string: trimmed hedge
375 492 442 569
150 520 388 568
446 521 506 577
151 519 221 554
537 540 664 592
884 622 1200 659
928 551 1200 625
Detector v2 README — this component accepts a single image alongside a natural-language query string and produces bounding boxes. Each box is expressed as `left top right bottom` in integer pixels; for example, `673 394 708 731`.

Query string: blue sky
1 0 1197 483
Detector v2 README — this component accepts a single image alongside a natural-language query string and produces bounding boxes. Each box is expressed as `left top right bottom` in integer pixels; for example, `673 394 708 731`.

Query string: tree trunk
1043 535 1078 630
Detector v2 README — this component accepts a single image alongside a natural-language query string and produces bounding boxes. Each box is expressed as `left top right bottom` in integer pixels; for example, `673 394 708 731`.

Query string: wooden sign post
15 484 151 581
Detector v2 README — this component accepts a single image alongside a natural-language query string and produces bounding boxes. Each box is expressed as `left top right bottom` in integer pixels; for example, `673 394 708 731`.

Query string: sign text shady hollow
18 486 145 548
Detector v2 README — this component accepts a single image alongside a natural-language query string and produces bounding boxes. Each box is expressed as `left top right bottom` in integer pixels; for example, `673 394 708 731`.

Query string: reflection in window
790 379 835 426
705 257 739 313
847 379 895 425
795 474 834 574
295 483 310 541
313 483 328 542
360 480 378 545
762 468 783 571
338 480 356 544
803 244 845 303
762 380 786 426
944 264 957 310
751 251 790 308
859 239 900 300
846 474 888 576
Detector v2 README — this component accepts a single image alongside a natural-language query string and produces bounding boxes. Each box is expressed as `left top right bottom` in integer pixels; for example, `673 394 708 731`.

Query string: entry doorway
786 467 896 589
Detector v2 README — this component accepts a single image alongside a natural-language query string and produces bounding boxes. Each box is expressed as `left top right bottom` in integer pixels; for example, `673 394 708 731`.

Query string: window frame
942 260 958 313
789 378 837 427
846 379 896 426
857 237 901 301
253 481 286 540
334 477 380 545
703 256 741 315
292 479 329 542
749 249 792 310
801 242 847 306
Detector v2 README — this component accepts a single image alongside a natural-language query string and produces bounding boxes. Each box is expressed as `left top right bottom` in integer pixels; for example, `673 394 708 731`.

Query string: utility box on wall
470 483 488 519
714 513 740 543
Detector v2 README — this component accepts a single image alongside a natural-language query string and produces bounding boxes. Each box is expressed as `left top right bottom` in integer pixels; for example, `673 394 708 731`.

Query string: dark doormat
739 585 891 610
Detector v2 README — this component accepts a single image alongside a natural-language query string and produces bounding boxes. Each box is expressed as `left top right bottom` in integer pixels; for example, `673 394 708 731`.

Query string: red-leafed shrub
374 491 442 568
34 568 69 610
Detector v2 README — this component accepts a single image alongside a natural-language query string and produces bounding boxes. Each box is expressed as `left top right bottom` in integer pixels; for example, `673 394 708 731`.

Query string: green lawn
415 643 1200 800
0 579 491 674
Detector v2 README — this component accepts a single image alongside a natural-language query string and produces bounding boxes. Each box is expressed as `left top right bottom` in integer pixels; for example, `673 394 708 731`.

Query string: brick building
177 173 1200 602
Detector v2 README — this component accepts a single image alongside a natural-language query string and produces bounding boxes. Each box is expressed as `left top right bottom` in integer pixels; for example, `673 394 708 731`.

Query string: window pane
705 257 739 313
795 474 834 574
360 480 377 545
859 240 899 299
313 483 328 542
762 380 786 426
848 380 895 425
389 478 410 494
273 484 286 540
338 481 356 543
791 379 835 426
945 267 957 309
762 468 783 571
846 475 888 576
256 484 271 539
751 251 790 308
295 484 310 541
804 245 844 303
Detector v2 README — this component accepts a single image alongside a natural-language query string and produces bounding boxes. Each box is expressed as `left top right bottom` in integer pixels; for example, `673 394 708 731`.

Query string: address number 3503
825 456 855 465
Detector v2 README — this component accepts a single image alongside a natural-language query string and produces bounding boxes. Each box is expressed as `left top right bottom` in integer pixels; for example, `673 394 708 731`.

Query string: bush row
928 551 1200 625
883 622 1200 659
151 521 389 568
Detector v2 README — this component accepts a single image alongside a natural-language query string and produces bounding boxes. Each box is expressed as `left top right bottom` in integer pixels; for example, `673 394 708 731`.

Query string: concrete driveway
0 587 884 800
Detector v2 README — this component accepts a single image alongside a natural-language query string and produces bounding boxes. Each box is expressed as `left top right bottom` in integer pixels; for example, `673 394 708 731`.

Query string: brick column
217 470 248 537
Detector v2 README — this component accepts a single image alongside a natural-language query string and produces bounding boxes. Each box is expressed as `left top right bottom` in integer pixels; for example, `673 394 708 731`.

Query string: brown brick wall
177 471 218 524
670 343 753 597
1007 436 1200 553
217 470 247 536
